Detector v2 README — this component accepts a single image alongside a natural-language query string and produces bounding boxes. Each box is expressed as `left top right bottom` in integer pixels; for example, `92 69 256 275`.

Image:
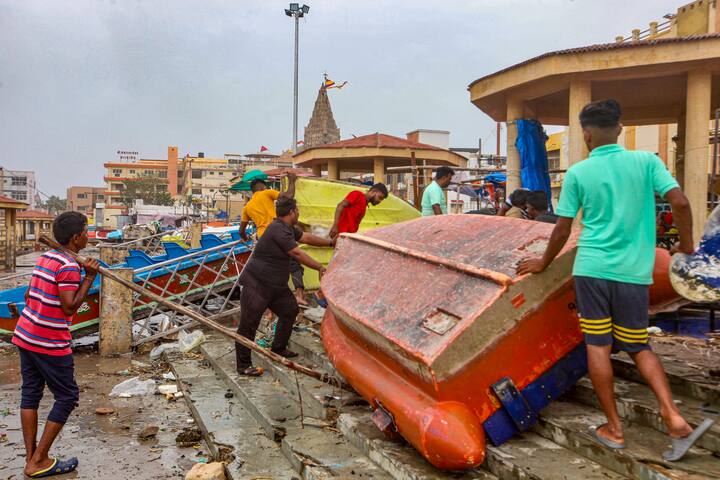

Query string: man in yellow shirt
239 174 308 305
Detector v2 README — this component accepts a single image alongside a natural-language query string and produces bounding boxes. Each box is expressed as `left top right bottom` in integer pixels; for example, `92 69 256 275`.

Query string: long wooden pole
39 236 350 390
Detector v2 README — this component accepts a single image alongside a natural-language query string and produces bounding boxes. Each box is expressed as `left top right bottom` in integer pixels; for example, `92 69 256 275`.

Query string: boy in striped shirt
12 211 99 478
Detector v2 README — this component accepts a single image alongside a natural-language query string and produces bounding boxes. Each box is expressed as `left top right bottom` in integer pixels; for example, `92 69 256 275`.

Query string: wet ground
0 347 207 479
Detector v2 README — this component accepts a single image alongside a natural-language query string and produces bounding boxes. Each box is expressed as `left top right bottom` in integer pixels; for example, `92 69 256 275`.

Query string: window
191 170 202 179
112 169 122 177
76 193 87 199
158 171 167 178
12 176 27 186
12 191 27 201
97 194 104 200
547 151 561 171
192 188 202 195
77 206 86 211
129 169 135 174
28 222 35 235
43 222 50 229
209 171 214 175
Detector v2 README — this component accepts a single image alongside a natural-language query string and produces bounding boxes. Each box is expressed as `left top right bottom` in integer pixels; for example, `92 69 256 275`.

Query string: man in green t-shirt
421 166 454 216
517 99 713 461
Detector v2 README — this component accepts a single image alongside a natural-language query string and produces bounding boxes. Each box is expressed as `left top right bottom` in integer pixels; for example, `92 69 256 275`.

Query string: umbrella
229 169 268 191
447 184 479 198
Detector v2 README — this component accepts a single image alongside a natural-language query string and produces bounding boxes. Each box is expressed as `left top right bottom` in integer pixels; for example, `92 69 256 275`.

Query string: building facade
0 168 38 209
66 186 106 215
0 195 28 270
16 210 54 253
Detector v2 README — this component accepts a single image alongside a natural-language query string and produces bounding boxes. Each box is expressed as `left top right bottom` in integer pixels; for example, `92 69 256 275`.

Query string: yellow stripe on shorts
613 324 647 335
612 331 648 343
579 317 612 325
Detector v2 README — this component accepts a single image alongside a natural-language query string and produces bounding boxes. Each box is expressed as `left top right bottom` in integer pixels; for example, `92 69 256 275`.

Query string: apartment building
66 186 106 215
0 168 38 209
179 153 241 200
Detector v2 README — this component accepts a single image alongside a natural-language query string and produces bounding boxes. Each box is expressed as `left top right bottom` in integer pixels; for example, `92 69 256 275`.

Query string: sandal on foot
589 425 625 450
275 349 298 359
663 418 715 462
238 366 264 377
27 457 78 477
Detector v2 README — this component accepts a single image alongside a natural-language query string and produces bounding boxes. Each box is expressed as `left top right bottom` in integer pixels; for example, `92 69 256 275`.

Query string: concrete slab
168 354 300 480
536 401 720 480
612 353 720 406
289 330 340 376
568 377 720 454
338 409 498 480
201 336 301 441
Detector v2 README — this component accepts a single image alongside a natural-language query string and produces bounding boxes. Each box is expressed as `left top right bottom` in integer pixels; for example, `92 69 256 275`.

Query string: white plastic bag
179 330 206 353
109 377 156 398
150 341 180 360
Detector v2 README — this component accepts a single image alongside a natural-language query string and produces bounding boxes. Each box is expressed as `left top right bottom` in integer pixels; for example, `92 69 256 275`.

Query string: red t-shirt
337 190 368 234
12 250 81 356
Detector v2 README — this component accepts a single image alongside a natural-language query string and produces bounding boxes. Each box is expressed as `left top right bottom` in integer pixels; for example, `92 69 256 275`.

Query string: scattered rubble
109 376 157 397
185 461 226 480
94 407 115 415
176 427 203 447
138 425 159 440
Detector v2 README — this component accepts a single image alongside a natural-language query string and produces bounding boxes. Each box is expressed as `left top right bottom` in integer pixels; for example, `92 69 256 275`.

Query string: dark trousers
236 274 299 370
18 347 79 424
289 258 304 291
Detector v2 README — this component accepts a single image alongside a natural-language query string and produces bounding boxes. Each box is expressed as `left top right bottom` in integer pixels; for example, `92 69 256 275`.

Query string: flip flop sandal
663 418 715 462
238 366 264 377
589 425 626 450
27 457 78 477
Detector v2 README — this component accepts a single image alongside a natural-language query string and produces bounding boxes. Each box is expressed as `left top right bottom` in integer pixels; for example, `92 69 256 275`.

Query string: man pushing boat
517 99 714 461
236 197 333 377
240 173 309 306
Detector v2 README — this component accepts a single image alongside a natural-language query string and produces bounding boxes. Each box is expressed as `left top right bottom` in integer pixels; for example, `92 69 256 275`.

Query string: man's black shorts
574 276 651 353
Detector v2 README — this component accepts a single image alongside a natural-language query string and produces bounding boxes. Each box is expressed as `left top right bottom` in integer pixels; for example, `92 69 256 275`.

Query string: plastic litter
179 329 206 353
109 377 156 398
150 341 181 360
647 326 663 335
158 384 179 395
162 372 176 381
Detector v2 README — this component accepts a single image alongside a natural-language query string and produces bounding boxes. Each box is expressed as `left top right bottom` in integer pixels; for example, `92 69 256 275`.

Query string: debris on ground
138 425 160 440
158 384 179 395
185 461 226 480
109 376 157 397
176 427 203 447
94 407 115 415
302 306 325 324
150 330 207 359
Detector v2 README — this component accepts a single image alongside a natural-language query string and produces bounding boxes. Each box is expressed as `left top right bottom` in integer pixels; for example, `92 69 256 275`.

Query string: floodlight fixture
289 3 299 12
302 4 310 14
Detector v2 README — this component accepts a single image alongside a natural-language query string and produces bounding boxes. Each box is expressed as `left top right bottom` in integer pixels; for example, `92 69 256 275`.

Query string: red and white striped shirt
12 250 82 356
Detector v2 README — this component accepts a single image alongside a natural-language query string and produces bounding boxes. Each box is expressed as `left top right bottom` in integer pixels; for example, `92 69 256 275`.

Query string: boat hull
320 215 679 469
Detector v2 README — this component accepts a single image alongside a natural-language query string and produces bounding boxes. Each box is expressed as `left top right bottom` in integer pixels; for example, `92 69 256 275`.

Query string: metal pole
711 108 719 208
293 15 299 152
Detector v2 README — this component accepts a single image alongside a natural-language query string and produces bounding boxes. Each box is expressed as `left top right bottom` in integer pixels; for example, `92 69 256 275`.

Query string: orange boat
321 215 676 470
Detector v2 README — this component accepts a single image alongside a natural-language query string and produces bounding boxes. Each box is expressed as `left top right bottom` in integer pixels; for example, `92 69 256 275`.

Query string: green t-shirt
556 144 678 285
421 181 447 216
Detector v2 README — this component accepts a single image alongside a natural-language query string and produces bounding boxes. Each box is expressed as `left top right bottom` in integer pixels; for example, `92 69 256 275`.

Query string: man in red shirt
329 183 388 239
13 212 99 478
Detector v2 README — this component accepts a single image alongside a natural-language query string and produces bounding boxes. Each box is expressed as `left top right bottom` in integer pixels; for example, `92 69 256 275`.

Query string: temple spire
303 81 340 150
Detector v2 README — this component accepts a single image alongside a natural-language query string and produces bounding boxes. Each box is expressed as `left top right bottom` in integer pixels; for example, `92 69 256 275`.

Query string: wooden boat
293 177 420 289
0 233 251 340
321 214 678 470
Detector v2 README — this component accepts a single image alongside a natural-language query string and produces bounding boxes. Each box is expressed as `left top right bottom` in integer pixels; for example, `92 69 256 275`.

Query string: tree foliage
42 195 67 214
121 173 174 207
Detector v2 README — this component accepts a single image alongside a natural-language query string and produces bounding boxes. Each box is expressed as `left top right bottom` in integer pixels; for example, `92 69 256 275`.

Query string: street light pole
286 4 310 153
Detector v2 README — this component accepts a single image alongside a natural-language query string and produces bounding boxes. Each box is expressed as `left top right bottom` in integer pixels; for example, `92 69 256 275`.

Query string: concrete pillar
99 245 128 266
189 222 202 249
658 124 669 166
675 114 686 188
568 78 592 165
506 97 524 193
327 159 339 180
649 21 658 37
631 28 640 41
373 157 386 184
615 35 624 43
311 164 322 177
685 69 712 242
99 267 134 355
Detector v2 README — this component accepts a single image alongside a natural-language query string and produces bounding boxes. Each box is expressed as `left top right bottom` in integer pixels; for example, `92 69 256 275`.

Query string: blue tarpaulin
484 173 507 185
516 119 553 211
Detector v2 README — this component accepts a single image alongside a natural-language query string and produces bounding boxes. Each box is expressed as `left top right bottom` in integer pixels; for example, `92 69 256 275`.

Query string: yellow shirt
241 189 280 237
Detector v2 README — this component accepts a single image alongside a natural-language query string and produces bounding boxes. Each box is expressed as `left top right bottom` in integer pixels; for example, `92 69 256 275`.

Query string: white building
0 168 38 209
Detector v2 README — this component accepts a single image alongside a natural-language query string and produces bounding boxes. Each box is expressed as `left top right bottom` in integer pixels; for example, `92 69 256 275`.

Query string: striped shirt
12 250 82 356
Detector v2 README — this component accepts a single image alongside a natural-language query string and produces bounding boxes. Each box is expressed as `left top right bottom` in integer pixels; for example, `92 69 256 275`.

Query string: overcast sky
1 0 680 196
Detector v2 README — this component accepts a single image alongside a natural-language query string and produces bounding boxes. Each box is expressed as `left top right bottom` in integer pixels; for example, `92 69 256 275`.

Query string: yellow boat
292 177 420 289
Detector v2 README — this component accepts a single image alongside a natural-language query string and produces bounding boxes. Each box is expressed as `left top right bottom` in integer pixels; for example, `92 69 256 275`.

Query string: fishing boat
293 177 420 289
321 214 680 470
0 232 251 341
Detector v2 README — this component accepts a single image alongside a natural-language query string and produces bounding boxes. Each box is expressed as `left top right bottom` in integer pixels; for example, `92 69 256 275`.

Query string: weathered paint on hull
321 215 678 470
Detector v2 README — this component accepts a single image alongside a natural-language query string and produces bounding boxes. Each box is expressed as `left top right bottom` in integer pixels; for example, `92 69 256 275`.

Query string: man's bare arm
516 217 573 275
299 232 335 248
287 247 326 278
280 173 297 199
58 258 100 316
664 187 694 254
329 199 350 239
239 221 249 241
432 204 443 215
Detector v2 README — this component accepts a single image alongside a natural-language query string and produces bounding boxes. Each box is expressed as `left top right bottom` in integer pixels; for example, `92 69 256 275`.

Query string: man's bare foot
665 413 694 439
24 456 55 476
595 423 625 445
295 289 308 306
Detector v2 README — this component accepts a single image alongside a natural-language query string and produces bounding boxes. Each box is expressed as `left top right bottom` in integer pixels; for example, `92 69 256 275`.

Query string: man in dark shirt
526 190 558 224
236 197 333 376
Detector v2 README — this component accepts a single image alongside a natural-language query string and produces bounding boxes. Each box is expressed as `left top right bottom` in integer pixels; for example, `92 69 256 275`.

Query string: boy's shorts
574 276 651 353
